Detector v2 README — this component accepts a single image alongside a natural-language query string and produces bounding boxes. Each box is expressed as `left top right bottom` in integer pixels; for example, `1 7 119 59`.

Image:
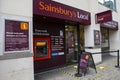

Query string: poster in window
5 19 29 52
94 30 100 45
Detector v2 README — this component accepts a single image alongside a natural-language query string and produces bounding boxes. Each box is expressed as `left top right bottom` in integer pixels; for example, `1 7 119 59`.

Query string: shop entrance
65 25 84 63
101 28 110 60
101 28 110 52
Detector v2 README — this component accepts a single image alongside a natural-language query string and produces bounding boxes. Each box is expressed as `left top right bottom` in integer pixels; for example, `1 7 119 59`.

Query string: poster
94 30 100 45
5 20 29 52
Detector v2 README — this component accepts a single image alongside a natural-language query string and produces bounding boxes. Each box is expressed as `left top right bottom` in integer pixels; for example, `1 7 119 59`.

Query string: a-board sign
80 53 89 71
79 52 97 74
34 0 91 25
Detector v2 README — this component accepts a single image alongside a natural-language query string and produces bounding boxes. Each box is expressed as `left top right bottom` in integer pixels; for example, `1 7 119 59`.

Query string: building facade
0 0 120 80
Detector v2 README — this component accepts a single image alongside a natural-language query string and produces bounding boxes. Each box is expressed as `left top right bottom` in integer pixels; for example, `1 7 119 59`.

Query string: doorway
101 28 110 61
101 28 110 51
65 25 84 63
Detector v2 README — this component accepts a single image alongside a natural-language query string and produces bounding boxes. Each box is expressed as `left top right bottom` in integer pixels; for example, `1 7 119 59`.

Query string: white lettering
98 18 104 22
77 12 89 20
103 22 117 28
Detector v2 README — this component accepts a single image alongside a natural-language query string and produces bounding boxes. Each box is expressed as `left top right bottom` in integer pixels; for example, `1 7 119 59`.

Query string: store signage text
100 21 118 30
39 1 76 18
96 10 112 23
34 0 91 25
39 1 89 20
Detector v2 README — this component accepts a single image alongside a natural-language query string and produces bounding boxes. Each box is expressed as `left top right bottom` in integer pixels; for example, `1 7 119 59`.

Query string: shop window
98 0 116 11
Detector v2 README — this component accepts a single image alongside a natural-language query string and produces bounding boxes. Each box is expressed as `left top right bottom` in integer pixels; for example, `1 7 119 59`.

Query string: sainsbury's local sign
33 0 91 25
96 10 112 23
96 10 118 30
100 21 118 30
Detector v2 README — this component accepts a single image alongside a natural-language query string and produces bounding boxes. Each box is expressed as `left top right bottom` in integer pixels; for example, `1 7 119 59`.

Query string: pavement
35 55 120 80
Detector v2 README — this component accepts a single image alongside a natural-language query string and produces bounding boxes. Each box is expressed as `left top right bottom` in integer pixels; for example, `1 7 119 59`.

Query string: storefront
100 21 118 51
33 0 91 73
96 10 118 55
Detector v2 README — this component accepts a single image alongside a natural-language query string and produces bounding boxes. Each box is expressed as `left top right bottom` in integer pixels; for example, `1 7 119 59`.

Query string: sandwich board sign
79 52 97 75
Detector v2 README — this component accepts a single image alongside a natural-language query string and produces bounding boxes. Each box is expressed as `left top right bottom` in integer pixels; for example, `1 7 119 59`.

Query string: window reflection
98 0 116 10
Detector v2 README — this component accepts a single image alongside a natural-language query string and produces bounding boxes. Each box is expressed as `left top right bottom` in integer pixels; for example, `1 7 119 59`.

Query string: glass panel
80 25 85 51
101 28 109 51
65 25 77 63
98 0 116 10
